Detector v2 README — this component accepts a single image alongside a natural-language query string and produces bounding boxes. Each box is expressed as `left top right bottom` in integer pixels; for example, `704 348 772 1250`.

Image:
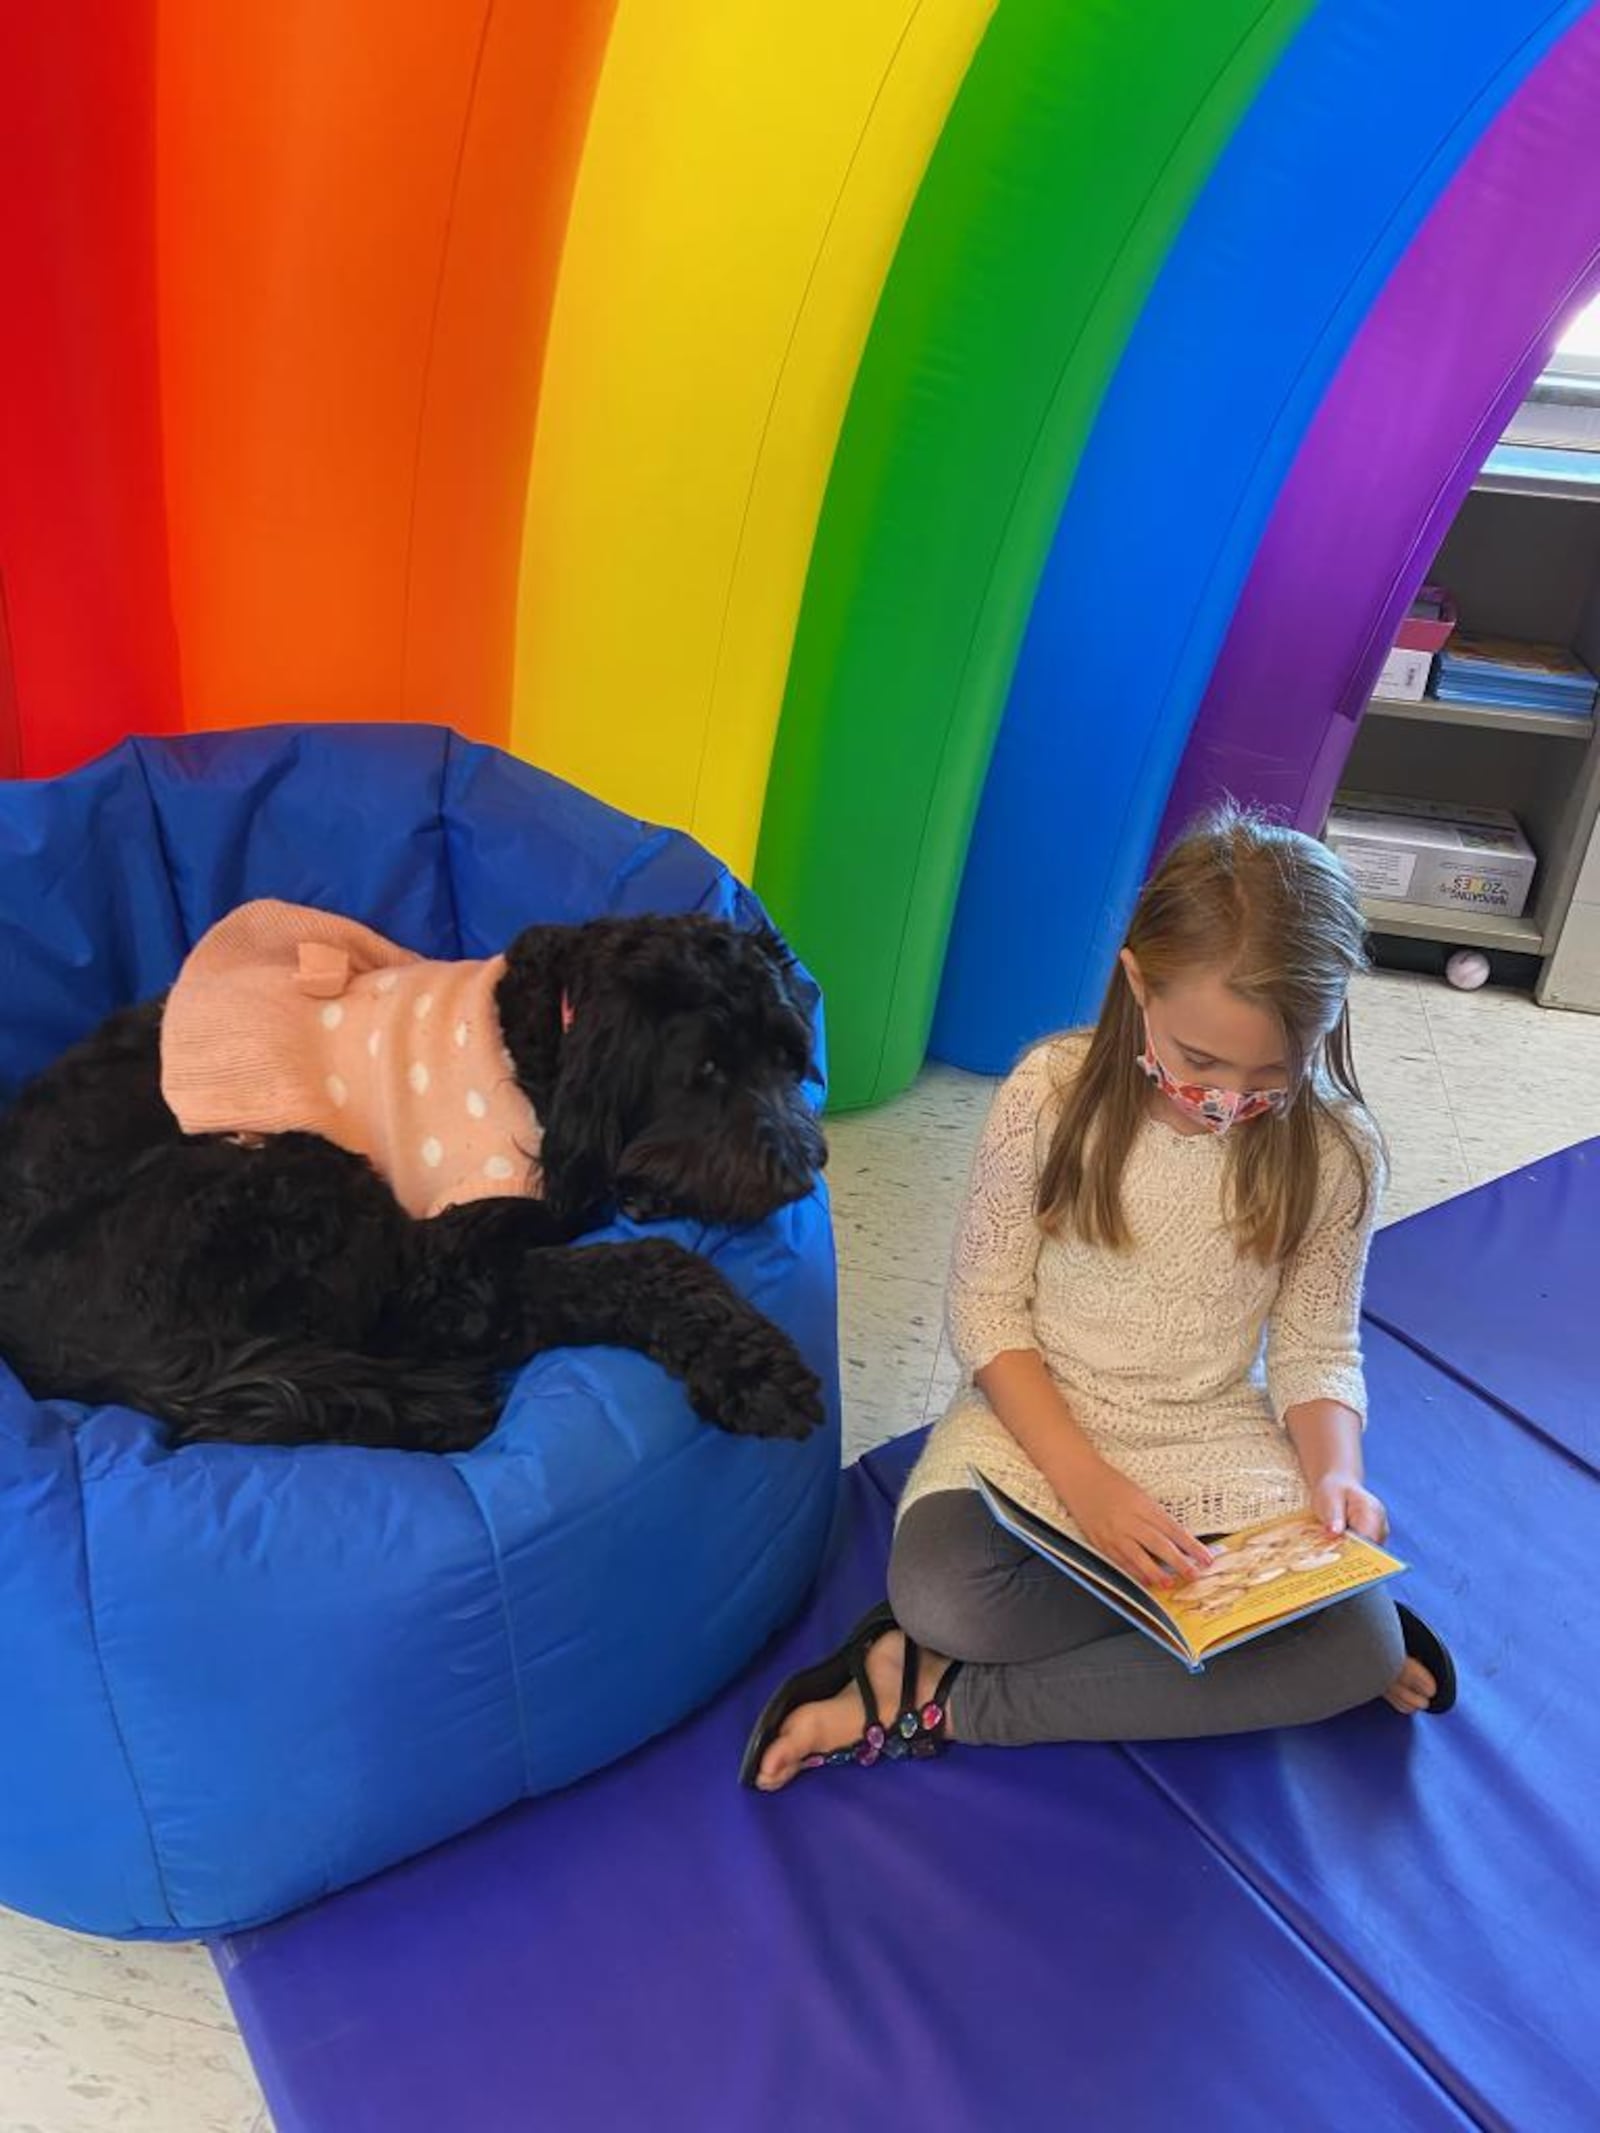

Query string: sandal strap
797 1615 964 1776
880 1654 964 1762
805 1616 895 1769
896 1632 961 1715
898 1630 919 1715
846 1644 883 1737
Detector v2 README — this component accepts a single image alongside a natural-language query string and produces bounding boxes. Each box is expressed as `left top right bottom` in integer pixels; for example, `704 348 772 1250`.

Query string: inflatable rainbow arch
6 2 1600 1107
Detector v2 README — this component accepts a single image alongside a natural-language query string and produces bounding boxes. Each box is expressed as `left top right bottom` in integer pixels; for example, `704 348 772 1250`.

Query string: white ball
1445 949 1491 991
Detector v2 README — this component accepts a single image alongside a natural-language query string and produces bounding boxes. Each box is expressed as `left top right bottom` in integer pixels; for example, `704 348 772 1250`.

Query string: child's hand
1062 1459 1214 1588
1312 1472 1389 1544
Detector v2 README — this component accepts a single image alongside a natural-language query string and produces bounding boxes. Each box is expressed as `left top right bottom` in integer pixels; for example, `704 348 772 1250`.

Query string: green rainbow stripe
755 0 1315 1111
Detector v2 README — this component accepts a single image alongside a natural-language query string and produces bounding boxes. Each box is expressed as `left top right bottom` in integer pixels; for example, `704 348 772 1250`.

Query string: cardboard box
1374 644 1432 702
1327 792 1537 919
1393 584 1457 655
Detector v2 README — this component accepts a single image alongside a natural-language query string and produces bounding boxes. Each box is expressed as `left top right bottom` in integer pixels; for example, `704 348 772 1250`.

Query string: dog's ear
496 925 574 1112
500 921 652 1226
748 922 817 1063
534 984 658 1227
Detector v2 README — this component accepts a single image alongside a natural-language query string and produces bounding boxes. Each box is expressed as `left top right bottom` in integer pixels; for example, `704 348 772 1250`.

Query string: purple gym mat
1365 1138 1597 1475
219 1151 1599 2131
220 1446 1474 2133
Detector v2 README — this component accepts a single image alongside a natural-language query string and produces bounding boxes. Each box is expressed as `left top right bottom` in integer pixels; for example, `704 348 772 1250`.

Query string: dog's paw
688 1337 825 1442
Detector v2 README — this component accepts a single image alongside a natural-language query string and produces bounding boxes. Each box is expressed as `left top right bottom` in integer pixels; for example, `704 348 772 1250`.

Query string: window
1547 290 1600 383
1502 291 1600 451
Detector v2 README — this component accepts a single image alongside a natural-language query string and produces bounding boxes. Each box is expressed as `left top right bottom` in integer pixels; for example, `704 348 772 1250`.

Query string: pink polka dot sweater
160 900 542 1218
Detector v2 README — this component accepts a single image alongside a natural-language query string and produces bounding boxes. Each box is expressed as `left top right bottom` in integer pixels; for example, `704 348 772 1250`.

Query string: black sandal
738 1602 962 1788
1397 1604 1457 1715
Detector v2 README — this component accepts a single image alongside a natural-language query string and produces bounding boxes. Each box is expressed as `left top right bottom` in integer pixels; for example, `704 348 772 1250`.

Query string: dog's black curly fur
0 914 829 1453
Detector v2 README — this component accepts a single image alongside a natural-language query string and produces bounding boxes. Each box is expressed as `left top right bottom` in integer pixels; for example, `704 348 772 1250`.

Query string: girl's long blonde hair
1038 806 1373 1264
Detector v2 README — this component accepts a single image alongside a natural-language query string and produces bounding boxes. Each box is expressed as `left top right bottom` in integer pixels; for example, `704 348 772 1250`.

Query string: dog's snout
755 1095 826 1192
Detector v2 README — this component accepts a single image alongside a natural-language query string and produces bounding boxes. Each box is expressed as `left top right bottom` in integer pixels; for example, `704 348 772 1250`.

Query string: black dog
0 913 828 1453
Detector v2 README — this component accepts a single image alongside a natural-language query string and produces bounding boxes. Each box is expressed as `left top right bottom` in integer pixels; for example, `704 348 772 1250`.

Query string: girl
743 809 1454 1791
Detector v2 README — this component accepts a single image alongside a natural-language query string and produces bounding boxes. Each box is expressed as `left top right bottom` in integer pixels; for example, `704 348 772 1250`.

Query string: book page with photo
1161 1513 1405 1658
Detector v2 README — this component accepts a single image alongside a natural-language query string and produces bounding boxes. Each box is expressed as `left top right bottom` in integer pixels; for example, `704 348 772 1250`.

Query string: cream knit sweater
898 1034 1383 1539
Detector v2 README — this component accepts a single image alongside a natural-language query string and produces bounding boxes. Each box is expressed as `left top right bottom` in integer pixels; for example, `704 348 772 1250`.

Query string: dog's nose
773 1107 827 1179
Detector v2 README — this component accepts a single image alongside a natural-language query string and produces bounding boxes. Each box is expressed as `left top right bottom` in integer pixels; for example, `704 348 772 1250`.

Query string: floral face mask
1136 1018 1289 1135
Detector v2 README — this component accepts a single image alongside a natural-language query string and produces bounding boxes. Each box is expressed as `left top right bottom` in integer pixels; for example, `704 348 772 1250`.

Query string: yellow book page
1163 1514 1405 1660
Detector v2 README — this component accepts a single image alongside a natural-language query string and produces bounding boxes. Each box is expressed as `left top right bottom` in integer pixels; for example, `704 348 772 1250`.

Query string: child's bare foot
1385 1654 1437 1715
755 1631 954 1792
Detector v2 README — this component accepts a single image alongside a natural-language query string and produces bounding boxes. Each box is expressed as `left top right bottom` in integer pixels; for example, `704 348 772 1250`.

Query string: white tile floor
3 969 1598 2133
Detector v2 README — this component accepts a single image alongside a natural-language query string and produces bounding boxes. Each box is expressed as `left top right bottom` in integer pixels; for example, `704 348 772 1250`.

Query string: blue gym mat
219 1149 1598 2131
1366 1137 1597 1474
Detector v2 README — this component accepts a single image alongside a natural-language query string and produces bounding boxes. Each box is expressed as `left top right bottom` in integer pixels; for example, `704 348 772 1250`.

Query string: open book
971 1469 1405 1674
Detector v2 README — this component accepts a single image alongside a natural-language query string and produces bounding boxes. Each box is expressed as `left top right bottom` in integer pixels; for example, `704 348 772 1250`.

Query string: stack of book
1433 634 1598 718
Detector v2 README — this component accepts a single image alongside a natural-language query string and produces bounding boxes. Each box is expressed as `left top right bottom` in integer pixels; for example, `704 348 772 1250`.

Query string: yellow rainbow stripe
509 0 993 876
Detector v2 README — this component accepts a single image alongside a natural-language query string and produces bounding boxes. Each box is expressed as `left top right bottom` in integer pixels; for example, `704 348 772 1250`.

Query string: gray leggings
888 1489 1405 1747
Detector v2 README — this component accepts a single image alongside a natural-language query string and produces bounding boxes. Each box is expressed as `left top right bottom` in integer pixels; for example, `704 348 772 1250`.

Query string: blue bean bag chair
0 726 840 1940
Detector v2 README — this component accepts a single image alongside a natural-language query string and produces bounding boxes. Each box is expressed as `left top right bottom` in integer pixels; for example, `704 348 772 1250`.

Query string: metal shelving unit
1340 441 1600 1003
1356 896 1544 955
1366 694 1594 744
1473 443 1600 505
